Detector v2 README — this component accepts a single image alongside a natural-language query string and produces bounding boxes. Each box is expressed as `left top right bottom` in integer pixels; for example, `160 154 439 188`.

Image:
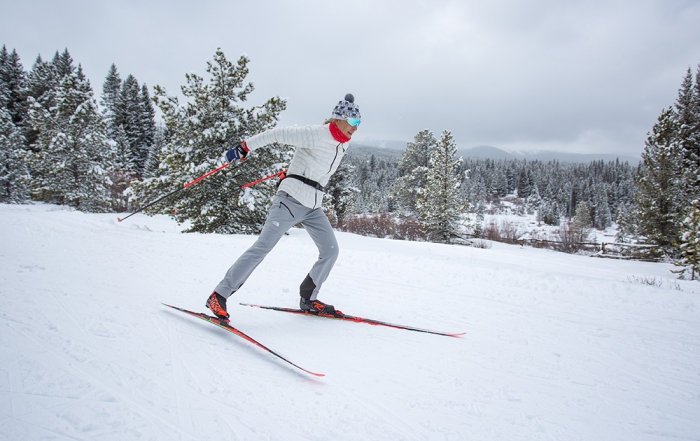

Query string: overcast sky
2 0 700 157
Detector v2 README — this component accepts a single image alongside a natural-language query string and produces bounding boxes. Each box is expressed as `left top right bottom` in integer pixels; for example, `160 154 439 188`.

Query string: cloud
2 0 699 157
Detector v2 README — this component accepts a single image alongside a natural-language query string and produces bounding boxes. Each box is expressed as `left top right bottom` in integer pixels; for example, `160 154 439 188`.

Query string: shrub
336 213 427 241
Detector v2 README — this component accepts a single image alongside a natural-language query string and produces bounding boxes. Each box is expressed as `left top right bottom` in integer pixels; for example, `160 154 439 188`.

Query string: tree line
0 45 165 210
2 44 699 273
321 61 700 275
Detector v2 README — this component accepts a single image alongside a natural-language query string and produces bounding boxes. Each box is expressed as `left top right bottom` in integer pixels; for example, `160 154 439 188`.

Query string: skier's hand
223 143 249 166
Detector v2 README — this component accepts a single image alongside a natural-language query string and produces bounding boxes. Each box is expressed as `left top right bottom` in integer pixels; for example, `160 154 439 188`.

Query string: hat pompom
344 93 354 103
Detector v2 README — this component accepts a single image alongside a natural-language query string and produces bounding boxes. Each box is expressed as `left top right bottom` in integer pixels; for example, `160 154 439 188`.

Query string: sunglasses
346 118 361 127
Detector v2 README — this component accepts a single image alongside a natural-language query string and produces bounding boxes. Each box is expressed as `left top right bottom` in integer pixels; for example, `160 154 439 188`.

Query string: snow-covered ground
1 203 698 441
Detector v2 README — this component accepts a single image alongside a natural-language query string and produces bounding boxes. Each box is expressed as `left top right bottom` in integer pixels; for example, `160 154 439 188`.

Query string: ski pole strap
282 173 325 191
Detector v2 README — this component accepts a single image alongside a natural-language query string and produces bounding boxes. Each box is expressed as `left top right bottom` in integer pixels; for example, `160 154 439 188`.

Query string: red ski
240 303 465 338
163 303 324 377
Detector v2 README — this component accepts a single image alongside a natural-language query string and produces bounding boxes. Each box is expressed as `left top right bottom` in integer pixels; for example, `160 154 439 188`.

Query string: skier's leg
299 209 339 301
213 193 300 297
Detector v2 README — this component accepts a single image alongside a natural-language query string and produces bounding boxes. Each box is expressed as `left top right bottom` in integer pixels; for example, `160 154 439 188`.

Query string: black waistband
282 173 324 191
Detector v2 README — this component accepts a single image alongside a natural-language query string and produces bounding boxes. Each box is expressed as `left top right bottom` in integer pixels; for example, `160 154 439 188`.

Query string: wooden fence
481 237 664 262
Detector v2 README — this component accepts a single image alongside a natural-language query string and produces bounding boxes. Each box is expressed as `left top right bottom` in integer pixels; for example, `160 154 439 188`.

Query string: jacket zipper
327 143 342 174
311 142 343 210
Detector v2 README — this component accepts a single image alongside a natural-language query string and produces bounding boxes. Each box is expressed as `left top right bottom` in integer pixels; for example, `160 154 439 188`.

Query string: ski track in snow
1 203 699 440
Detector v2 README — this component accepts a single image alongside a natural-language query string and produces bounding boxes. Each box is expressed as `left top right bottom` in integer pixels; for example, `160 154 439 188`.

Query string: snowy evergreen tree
615 201 638 243
24 63 113 211
517 167 532 198
391 129 436 214
0 46 29 139
675 66 700 201
24 51 72 146
0 87 29 202
112 124 135 172
115 74 147 173
673 199 700 280
0 46 29 202
473 200 485 237
592 185 612 228
416 130 464 243
100 66 156 177
100 63 121 138
142 122 168 179
537 200 561 226
635 107 684 249
573 201 592 230
343 150 400 214
130 49 288 234
138 83 156 167
526 184 542 215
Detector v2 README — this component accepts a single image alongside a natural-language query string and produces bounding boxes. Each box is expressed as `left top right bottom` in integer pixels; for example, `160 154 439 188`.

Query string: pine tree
25 63 114 211
130 49 288 234
592 184 612 228
615 201 638 243
673 199 700 280
0 46 29 202
142 123 168 179
0 46 28 137
53 49 75 79
675 67 700 201
391 129 436 214
112 124 134 171
25 55 56 113
416 130 464 243
100 66 157 178
138 83 156 168
114 74 146 174
517 167 532 198
573 201 592 230
537 200 561 226
635 108 684 249
0 78 29 202
526 183 541 215
24 51 71 147
101 63 121 138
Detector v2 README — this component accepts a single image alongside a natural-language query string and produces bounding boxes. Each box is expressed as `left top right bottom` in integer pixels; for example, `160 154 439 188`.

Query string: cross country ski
162 303 325 377
240 303 465 338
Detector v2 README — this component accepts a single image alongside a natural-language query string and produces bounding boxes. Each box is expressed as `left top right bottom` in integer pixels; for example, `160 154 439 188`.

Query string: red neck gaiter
329 122 350 143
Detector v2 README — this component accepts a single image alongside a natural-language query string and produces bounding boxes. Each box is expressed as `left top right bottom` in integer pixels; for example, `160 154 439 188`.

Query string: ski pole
198 170 287 206
117 162 232 222
241 170 286 189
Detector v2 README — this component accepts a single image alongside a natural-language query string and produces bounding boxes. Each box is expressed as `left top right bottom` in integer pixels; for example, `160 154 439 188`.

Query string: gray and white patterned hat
331 93 361 120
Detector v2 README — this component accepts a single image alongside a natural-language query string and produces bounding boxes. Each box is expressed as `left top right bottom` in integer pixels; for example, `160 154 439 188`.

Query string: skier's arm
223 125 321 165
244 125 321 152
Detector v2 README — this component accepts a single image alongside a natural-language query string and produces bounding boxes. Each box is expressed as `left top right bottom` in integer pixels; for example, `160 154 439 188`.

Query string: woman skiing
205 94 361 322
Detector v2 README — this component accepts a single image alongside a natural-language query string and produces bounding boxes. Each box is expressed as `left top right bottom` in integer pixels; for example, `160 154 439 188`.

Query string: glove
224 142 249 166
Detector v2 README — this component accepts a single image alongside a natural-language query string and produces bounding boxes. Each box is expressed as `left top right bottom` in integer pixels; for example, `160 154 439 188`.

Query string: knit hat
331 93 361 121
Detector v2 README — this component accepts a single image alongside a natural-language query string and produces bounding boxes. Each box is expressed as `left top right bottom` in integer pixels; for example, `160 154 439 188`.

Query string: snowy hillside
1 203 699 441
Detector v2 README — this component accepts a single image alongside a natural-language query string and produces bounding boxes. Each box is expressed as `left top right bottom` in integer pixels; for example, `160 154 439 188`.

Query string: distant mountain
358 140 407 150
354 140 640 165
346 144 404 161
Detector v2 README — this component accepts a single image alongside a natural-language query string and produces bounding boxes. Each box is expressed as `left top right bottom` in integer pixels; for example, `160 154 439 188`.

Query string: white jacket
245 124 348 209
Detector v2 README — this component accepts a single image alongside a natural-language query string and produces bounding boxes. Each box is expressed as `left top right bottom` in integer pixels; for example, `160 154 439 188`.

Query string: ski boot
300 297 338 315
206 291 230 322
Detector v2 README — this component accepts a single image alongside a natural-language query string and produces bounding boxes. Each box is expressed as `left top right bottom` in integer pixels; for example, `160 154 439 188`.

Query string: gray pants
214 192 339 301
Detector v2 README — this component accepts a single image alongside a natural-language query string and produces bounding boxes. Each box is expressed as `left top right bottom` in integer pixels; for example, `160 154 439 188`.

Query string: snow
1 203 699 440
